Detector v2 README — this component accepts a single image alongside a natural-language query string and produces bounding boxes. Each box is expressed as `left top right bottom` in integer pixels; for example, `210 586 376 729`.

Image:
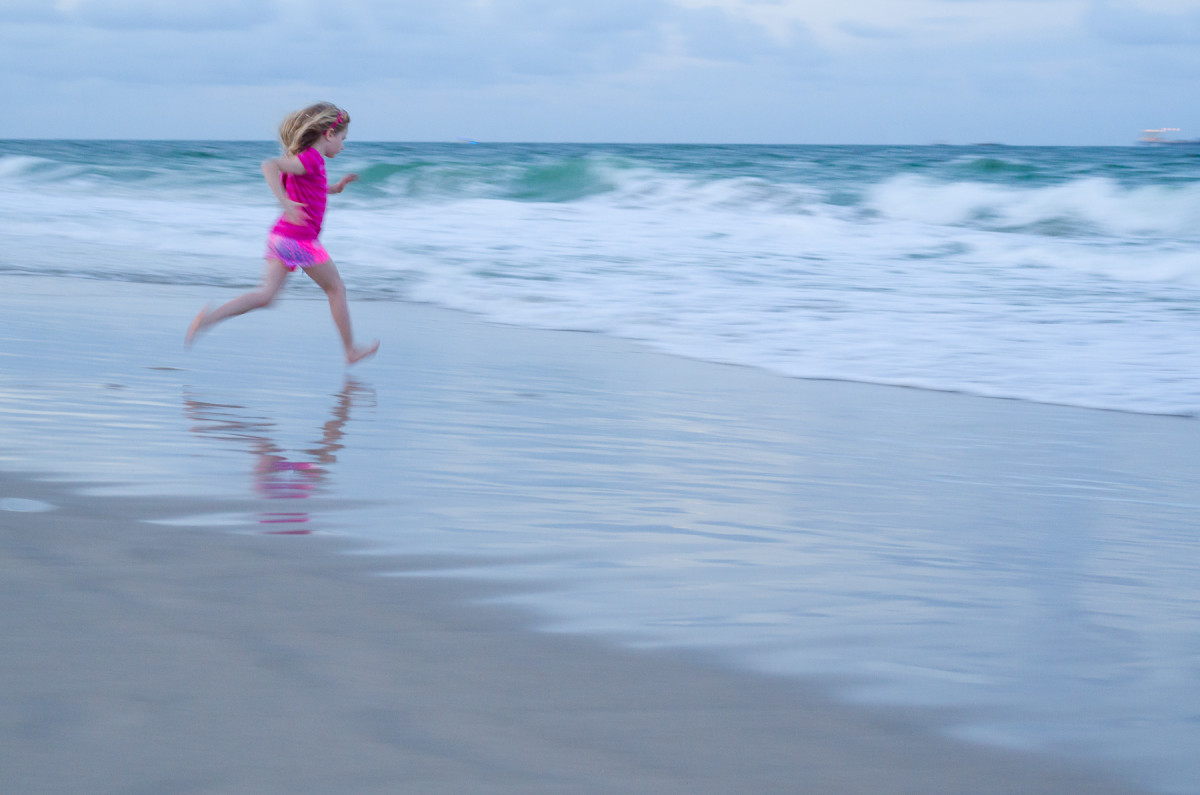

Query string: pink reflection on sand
184 378 374 533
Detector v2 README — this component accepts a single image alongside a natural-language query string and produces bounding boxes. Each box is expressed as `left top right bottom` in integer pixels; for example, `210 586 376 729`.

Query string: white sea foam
0 155 51 179
868 174 1200 241
332 175 1200 415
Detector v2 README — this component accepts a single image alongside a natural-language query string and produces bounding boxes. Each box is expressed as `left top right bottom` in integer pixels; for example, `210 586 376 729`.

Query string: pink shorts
265 234 331 272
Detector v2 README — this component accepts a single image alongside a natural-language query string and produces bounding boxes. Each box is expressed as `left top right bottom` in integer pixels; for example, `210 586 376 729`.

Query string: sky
2 0 1199 144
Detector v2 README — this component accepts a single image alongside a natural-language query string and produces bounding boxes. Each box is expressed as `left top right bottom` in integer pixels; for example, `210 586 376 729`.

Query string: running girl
186 102 379 364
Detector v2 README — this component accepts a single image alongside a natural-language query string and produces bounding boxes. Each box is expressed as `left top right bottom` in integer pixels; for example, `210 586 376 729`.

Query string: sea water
3 141 1200 793
2 140 1200 415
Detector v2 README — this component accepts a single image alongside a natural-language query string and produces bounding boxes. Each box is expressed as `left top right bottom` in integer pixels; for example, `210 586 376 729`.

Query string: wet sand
0 274 1160 793
0 469 1147 795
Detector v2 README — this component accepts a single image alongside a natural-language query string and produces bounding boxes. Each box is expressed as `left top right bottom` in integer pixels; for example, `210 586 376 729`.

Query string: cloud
673 5 790 62
51 0 273 31
1085 0 1200 44
0 0 813 88
4 0 1195 143
836 20 904 39
0 23 279 85
4 0 60 24
468 0 674 77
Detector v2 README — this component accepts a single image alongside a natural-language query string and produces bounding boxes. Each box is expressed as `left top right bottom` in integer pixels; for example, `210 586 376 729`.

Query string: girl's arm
328 173 360 194
262 155 307 224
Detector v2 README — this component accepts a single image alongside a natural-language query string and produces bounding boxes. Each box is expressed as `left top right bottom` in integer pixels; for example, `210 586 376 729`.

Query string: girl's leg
303 260 379 365
186 259 291 346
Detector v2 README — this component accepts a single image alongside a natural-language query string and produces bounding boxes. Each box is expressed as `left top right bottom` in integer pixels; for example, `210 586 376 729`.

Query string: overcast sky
3 0 1199 144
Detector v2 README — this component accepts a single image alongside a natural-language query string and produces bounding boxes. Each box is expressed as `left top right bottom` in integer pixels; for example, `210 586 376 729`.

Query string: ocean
3 140 1200 793
3 140 1200 415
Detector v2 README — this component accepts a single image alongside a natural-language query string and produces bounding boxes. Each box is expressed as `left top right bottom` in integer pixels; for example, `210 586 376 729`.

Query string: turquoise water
3 140 1200 414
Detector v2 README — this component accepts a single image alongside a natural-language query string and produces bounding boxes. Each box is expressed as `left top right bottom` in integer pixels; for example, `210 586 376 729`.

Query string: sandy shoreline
0 469 1148 794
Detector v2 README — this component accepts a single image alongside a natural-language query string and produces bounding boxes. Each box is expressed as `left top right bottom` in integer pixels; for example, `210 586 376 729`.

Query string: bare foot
185 305 211 348
346 340 379 365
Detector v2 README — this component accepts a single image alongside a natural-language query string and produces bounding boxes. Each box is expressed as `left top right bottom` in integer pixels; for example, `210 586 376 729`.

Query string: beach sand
1 473 1147 795
0 275 1162 793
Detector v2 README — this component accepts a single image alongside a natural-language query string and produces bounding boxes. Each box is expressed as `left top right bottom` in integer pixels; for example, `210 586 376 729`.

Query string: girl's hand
282 199 309 225
329 173 359 194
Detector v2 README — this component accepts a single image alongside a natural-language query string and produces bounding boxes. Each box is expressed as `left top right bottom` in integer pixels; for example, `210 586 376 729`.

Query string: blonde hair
278 102 350 156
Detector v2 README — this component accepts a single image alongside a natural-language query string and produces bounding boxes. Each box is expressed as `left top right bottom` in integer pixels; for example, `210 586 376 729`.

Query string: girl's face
319 128 347 158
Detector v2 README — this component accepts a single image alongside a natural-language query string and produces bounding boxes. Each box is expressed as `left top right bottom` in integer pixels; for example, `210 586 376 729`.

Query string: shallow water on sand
1 276 1198 793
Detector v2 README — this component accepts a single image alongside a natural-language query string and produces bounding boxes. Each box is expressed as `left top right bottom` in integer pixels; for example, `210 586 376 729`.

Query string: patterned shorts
265 234 331 272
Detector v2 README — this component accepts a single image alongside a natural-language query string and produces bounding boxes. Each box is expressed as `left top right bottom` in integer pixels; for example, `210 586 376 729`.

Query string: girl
186 102 379 364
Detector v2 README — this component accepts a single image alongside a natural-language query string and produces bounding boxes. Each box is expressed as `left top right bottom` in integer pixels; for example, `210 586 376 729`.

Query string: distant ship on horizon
1137 128 1200 146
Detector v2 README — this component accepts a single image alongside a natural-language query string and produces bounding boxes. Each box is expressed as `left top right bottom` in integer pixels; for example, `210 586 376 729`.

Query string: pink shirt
271 147 327 241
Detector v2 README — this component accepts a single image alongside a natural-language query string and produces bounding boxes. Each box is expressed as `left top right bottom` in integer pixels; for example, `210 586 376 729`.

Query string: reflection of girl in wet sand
184 378 374 531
